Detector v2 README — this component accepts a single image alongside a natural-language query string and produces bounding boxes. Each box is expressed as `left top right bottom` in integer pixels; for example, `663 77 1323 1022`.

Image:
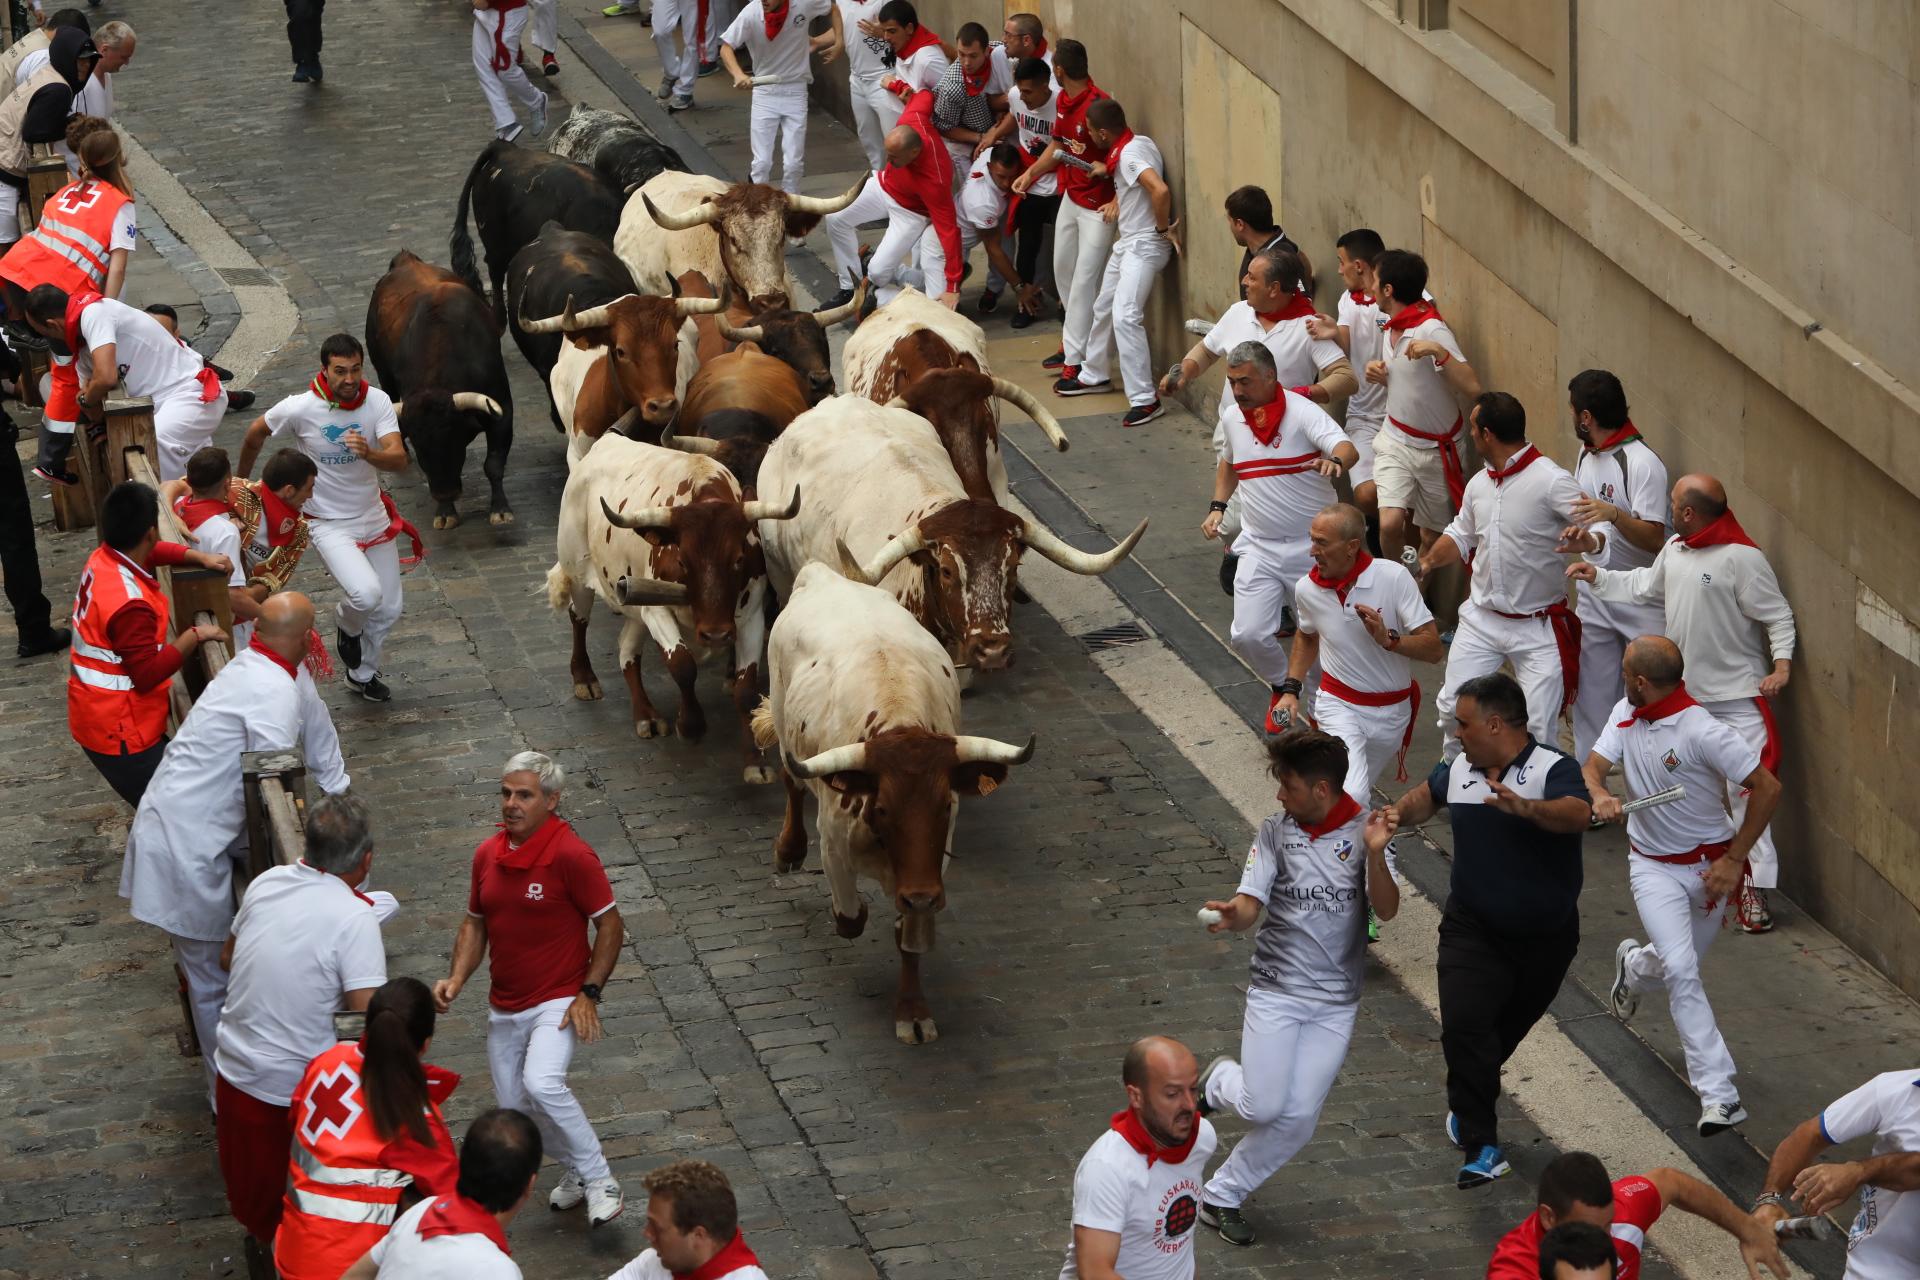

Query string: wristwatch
1208 500 1230 513
580 983 603 1004
1385 628 1401 650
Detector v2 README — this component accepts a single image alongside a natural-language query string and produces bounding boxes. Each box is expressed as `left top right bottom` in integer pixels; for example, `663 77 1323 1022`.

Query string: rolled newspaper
1621 784 1686 814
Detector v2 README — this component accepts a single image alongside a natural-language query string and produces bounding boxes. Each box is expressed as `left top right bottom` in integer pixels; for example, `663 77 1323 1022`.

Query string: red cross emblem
299 1062 365 1144
56 182 105 215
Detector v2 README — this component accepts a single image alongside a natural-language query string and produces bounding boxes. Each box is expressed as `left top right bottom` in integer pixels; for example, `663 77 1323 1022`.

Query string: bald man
1583 635 1780 1136
820 88 961 309
121 591 351 1105
1569 473 1795 933
1059 1036 1215 1280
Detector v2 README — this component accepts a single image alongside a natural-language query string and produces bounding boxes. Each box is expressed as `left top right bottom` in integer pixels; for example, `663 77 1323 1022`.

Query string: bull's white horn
716 313 765 344
615 575 690 606
518 293 578 334
522 293 627 334
785 742 870 779
953 732 1036 766
990 377 1069 453
741 485 800 523
812 276 867 328
659 422 723 456
1021 515 1148 576
643 191 721 232
451 392 503 417
785 175 866 217
391 399 406 417
842 525 926 585
675 279 731 317
599 496 677 531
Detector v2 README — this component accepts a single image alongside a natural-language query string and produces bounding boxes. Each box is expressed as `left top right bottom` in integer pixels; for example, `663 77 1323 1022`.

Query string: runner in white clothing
719 0 840 194
1568 472 1795 931
1194 730 1399 1248
872 0 948 100
238 334 411 703
1586 636 1781 1137
910 146 1025 303
1422 392 1586 758
1201 343 1357 734
471 0 550 143
1306 228 1389 514
836 0 897 169
607 1160 771 1280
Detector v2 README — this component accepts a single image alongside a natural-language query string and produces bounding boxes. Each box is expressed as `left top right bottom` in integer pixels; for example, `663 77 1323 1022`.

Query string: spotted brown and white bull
756 396 1146 673
546 435 800 781
751 561 1035 1043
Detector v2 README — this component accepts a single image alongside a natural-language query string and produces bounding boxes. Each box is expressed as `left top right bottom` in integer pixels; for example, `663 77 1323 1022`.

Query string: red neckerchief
1618 681 1698 727
1677 510 1758 550
490 814 571 872
1239 386 1290 448
416 1193 511 1256
1487 444 1541 485
256 483 301 547
250 636 301 680
1255 292 1316 324
895 23 941 59
678 1231 763 1280
1348 289 1374 306
1101 127 1136 173
1309 552 1372 604
311 372 368 412
63 288 103 357
1583 419 1643 455
1108 1108 1198 1168
761 0 788 41
1056 79 1099 120
961 55 991 95
173 494 233 532
1382 298 1441 333
1295 792 1364 840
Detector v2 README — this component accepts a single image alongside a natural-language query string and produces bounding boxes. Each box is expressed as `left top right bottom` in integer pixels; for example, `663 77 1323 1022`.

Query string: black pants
0 417 53 643
1436 898 1578 1152
1013 191 1059 289
84 740 168 807
285 0 325 66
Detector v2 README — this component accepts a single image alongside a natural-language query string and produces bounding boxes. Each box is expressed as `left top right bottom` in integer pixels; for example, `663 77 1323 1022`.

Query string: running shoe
1457 1145 1510 1189
1610 938 1640 1020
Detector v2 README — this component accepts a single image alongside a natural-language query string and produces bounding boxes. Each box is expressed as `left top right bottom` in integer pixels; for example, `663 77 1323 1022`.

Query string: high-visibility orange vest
67 543 172 756
273 1043 459 1280
0 178 133 295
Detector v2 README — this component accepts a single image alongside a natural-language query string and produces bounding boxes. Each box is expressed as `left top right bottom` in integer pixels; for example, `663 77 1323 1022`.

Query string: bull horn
451 392 503 417
954 732 1036 766
643 191 721 232
1020 515 1148 576
676 279 731 317
716 313 765 344
812 276 867 327
391 399 406 416
990 377 1069 453
659 422 722 456
615 575 690 606
741 485 800 523
840 525 926 585
599 496 676 531
785 742 870 779
785 175 866 217
521 293 625 334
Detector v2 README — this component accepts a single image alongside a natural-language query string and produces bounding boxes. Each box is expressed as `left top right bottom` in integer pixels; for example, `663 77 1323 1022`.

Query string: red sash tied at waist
1318 672 1421 782
1487 600 1582 716
1632 840 1729 866
356 492 426 568
1387 413 1466 509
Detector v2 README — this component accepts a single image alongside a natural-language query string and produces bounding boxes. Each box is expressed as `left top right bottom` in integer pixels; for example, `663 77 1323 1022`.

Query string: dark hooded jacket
0 26 93 188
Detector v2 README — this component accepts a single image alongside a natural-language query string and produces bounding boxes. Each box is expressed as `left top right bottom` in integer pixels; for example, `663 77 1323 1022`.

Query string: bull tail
543 563 576 615
450 146 490 304
750 697 777 750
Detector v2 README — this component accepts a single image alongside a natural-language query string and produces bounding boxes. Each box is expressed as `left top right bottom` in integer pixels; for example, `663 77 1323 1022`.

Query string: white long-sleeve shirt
1440 445 1583 616
1589 537 1796 702
120 647 350 942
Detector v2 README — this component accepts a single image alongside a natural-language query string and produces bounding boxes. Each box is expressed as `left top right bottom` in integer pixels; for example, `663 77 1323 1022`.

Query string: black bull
450 140 623 323
504 223 639 432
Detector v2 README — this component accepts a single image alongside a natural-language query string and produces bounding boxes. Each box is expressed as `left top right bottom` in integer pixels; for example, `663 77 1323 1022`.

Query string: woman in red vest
275 976 462 1280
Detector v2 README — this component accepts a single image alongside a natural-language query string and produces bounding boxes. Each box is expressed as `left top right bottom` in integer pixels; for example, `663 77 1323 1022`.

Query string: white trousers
848 73 898 170
175 933 228 1107
1079 235 1171 404
1053 198 1115 366
1572 583 1667 762
526 0 557 52
308 509 404 682
487 996 612 1182
1230 538 1312 687
1623 855 1737 1105
704 0 729 59
914 220 981 298
1202 987 1357 1208
824 174 926 302
473 7 547 132
1435 600 1566 758
153 388 228 483
748 83 809 192
651 0 701 97
1700 697 1780 888
1314 691 1415 800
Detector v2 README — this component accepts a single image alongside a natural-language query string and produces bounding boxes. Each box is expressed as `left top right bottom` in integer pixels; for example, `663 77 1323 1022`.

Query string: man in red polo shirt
1010 38 1109 378
434 751 626 1228
820 87 961 309
1486 1151 1785 1280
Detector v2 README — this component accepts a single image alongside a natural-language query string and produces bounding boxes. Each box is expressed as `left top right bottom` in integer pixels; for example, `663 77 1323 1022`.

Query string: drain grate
216 266 276 288
1079 621 1150 651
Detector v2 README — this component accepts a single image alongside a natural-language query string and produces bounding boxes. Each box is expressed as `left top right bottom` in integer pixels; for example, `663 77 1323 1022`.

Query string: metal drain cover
216 267 276 288
1079 621 1149 651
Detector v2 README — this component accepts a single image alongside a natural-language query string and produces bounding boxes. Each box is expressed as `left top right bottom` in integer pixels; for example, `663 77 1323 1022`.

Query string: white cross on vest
56 182 105 215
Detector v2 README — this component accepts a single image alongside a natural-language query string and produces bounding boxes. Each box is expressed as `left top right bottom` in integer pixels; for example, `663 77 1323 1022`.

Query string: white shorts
1346 416 1381 487
1372 427 1453 530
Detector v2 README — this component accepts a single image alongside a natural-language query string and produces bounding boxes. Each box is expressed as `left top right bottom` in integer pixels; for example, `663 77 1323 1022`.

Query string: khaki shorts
1373 427 1455 530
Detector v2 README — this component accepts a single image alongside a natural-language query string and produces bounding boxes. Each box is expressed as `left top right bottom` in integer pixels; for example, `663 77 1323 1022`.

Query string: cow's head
716 281 866 403
642 178 864 310
784 726 1033 943
393 389 505 528
892 370 1070 501
600 483 799 646
521 289 728 430
661 412 778 495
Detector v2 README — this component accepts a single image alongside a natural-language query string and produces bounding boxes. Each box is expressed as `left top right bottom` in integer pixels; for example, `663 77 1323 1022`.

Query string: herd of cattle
366 106 1150 1043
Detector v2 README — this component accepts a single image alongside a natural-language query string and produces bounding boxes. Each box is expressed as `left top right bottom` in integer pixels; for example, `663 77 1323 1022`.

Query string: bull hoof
833 904 868 939
675 716 708 742
432 513 461 530
489 509 515 526
572 679 604 701
742 763 776 785
634 717 670 738
894 1014 938 1045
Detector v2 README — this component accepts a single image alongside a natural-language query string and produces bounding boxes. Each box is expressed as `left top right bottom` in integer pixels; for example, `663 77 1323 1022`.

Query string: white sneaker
529 93 550 139
549 1170 586 1211
586 1176 624 1227
1610 938 1640 1021
496 123 524 143
657 74 675 101
1698 1100 1748 1136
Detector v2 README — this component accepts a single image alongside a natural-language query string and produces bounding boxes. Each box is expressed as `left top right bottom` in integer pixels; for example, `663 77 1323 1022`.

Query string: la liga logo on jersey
1334 838 1354 862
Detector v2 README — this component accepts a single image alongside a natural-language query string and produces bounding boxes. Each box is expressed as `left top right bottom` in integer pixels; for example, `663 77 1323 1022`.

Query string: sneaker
1457 1144 1511 1189
1199 1202 1254 1247
586 1177 624 1227
668 93 694 112
1443 1111 1463 1150
1121 400 1165 427
224 389 257 413
1195 1054 1233 1119
977 288 1001 314
656 73 675 101
32 464 75 485
1217 551 1239 596
1737 884 1773 933
15 625 70 659
1698 1100 1748 1136
542 52 559 76
291 64 311 84
549 1170 586 1211
346 673 392 703
310 60 324 82
337 629 364 673
698 59 721 77
1264 689 1293 736
1053 375 1108 397
601 2 644 13
528 94 550 138
496 123 525 143
1041 348 1066 370
818 286 855 312
1610 938 1640 1021
1010 308 1035 330
1276 604 1297 638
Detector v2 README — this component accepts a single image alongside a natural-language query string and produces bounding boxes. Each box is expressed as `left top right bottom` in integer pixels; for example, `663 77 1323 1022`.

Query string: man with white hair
15 18 130 162
434 752 627 1227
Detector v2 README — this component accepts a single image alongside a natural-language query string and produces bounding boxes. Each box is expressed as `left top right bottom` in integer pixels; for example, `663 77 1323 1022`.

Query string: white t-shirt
1575 437 1668 572
836 0 891 79
894 42 949 93
1007 85 1059 197
1295 555 1433 695
1109 133 1165 244
369 1198 522 1280
954 165 1008 234
1382 314 1466 444
1593 699 1758 855
607 1249 770 1280
1336 290 1387 423
1243 802 1378 1002
181 509 251 591
264 387 401 522
1220 391 1352 547
75 297 207 402
1057 1121 1217 1280
1441 446 1584 616
214 860 388 1106
722 0 832 86
1821 1070 1920 1280
1203 302 1344 441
